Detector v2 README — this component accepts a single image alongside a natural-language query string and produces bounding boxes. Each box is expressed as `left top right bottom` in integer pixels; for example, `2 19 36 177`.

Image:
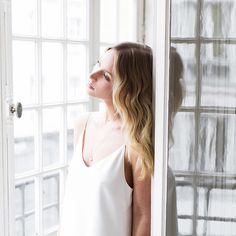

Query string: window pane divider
171 37 236 44
17 101 90 111
116 0 119 42
43 202 59 210
179 106 236 114
12 35 90 45
88 0 100 111
178 215 236 223
15 164 68 181
174 170 236 179
44 225 59 236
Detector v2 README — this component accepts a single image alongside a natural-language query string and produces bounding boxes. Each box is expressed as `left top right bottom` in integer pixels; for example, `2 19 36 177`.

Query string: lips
88 81 95 90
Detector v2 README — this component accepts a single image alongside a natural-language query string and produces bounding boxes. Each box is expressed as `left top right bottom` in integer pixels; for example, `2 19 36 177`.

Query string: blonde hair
109 42 154 181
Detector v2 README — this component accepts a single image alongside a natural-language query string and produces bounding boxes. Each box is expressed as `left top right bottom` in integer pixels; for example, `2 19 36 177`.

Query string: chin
86 88 94 95
87 90 99 99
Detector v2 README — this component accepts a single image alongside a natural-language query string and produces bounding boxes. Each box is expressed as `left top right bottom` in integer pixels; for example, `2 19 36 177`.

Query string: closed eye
103 72 111 82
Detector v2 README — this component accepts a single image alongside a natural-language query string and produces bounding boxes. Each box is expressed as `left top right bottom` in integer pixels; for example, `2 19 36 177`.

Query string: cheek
103 84 113 97
97 81 113 97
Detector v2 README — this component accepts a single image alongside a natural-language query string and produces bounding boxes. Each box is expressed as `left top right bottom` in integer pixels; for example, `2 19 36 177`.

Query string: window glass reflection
169 0 236 235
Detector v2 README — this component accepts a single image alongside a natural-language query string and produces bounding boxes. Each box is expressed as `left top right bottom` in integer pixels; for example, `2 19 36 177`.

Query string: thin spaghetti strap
85 113 90 130
81 113 90 158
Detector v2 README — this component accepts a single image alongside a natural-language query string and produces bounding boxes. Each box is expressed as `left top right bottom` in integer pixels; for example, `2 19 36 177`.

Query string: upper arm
73 112 90 147
130 151 151 235
131 151 151 218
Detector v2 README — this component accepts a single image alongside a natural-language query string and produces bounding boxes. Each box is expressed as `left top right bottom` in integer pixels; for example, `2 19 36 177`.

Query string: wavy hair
108 42 154 181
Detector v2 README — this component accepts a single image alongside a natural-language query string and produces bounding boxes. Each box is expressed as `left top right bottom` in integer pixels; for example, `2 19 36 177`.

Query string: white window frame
0 1 15 236
149 0 171 235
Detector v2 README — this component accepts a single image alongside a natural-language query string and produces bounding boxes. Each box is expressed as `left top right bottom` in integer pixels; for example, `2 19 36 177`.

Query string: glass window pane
100 0 117 43
12 40 37 105
99 102 106 112
25 214 35 236
100 0 136 43
15 187 23 217
201 43 236 107
198 113 236 173
202 1 236 38
43 174 60 232
43 174 59 206
198 187 207 217
118 0 136 42
15 181 35 236
42 42 63 103
11 0 37 36
43 207 59 231
168 112 195 171
99 46 110 57
208 189 236 218
67 44 88 101
171 0 197 38
176 185 194 216
67 0 87 40
206 188 236 235
224 114 236 172
41 0 63 38
198 113 218 172
24 182 35 213
15 219 23 236
178 219 193 235
197 220 206 235
67 104 87 161
206 221 236 235
171 43 197 107
14 110 37 174
42 107 63 166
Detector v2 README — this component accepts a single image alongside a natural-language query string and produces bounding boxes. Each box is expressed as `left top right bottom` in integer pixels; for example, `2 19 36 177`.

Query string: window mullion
192 0 204 234
116 0 119 42
62 0 67 166
136 0 145 43
151 0 171 235
36 0 43 234
88 0 100 111
1 1 15 236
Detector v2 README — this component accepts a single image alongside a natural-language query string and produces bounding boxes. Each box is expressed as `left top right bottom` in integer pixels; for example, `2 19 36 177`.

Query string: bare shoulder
73 111 104 144
126 146 151 185
126 147 141 171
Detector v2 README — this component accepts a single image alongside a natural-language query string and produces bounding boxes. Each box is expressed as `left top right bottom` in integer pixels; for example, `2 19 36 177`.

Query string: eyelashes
103 72 111 82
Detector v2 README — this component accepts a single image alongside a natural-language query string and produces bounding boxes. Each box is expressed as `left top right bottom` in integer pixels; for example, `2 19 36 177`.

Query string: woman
59 42 154 236
166 46 185 236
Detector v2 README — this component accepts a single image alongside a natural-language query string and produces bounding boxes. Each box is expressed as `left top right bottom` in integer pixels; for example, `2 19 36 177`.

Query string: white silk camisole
59 119 133 236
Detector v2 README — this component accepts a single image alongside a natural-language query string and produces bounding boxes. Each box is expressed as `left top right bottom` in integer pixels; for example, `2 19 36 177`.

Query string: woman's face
87 49 115 101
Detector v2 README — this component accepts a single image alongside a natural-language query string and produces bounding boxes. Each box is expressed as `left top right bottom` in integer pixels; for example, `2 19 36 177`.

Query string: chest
81 125 133 189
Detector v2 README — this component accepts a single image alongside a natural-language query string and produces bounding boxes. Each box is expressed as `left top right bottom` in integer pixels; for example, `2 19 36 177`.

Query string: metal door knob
9 102 22 118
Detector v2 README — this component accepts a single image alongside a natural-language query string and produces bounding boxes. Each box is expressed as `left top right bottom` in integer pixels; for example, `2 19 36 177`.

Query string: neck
103 100 120 123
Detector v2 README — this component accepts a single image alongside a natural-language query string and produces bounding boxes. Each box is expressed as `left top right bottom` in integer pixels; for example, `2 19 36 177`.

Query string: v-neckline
81 142 125 168
80 116 125 168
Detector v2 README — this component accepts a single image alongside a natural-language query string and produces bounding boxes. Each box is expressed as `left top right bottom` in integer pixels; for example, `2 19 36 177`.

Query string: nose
89 71 98 81
89 63 100 80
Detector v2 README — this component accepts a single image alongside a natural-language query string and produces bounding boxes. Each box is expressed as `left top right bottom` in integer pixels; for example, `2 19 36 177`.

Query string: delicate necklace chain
85 112 121 163
105 111 119 123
